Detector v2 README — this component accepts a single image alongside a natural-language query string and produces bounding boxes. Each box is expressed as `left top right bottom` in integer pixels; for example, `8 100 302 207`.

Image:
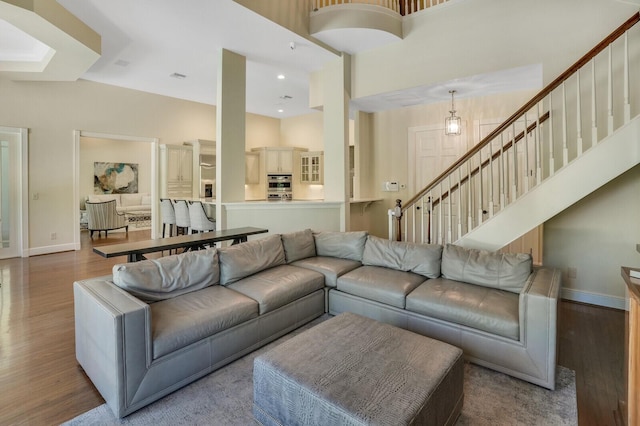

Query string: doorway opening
73 131 159 250
0 127 28 259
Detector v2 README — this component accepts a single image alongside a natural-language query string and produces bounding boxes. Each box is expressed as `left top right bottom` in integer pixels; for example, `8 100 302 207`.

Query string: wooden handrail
403 12 640 211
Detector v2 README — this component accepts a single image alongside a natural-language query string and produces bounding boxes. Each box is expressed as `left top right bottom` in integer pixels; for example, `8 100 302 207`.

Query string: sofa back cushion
441 244 532 293
281 229 316 263
362 235 442 278
120 193 143 207
314 231 367 262
88 194 120 206
112 248 220 302
218 234 285 285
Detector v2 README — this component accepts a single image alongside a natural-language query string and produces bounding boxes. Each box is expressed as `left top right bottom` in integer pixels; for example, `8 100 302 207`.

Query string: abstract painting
94 162 138 194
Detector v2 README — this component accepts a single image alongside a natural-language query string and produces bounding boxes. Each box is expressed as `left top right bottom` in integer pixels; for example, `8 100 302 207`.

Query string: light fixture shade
445 114 461 135
445 90 461 136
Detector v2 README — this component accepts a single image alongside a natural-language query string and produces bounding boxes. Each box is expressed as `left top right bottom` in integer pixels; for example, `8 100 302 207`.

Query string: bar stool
188 201 216 234
173 200 191 236
160 198 176 238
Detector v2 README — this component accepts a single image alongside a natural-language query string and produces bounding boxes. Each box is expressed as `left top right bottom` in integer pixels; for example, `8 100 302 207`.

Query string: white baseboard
561 287 627 310
27 242 78 257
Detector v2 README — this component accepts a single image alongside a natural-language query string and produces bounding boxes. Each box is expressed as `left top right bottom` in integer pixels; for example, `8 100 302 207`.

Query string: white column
216 49 246 229
323 53 351 231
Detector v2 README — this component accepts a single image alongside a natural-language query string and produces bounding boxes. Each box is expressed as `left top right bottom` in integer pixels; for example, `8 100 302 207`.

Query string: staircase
391 13 640 251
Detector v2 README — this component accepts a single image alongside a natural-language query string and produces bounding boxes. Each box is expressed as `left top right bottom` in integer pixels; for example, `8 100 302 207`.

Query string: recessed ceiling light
114 59 130 67
277 74 285 80
170 72 187 79
278 109 284 113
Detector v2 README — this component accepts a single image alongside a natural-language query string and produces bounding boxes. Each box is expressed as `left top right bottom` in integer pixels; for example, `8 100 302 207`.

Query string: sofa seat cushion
227 265 324 314
337 265 427 309
151 285 259 359
291 256 361 288
406 278 520 340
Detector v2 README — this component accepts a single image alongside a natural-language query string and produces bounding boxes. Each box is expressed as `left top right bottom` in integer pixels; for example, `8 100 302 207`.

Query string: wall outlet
50 232 57 240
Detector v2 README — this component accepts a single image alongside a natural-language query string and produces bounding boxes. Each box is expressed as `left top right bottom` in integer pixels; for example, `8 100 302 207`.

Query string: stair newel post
624 31 631 123
394 199 403 242
577 70 583 156
591 59 598 147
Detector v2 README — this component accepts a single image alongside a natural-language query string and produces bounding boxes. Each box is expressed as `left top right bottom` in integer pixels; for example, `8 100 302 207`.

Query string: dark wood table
93 226 268 262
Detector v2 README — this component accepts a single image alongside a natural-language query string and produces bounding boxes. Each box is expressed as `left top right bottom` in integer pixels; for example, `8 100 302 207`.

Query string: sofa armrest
74 278 152 417
518 267 562 388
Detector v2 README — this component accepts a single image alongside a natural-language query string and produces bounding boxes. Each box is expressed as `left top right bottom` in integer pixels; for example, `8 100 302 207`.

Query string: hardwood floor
0 230 627 425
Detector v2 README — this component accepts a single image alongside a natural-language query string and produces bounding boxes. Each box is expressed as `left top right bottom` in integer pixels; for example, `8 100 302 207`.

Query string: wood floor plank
0 230 627 424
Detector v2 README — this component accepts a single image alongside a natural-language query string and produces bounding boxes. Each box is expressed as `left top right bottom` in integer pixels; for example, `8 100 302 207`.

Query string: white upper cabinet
300 151 323 184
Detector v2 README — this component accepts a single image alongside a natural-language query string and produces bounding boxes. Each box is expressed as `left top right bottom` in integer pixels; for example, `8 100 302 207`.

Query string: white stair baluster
467 161 473 231
624 31 631 123
523 114 530 193
457 167 462 238
591 59 598 147
608 44 614 135
489 139 494 217
536 102 542 185
500 133 506 210
447 175 452 243
477 150 483 226
562 82 569 166
549 92 555 176
577 70 583 156
438 182 443 244
511 123 518 202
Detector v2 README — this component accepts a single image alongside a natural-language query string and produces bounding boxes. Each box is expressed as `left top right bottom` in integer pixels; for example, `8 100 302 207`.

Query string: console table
621 243 640 426
93 226 268 262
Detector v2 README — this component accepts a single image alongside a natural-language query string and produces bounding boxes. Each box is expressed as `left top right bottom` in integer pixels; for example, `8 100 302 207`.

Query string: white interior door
0 128 26 259
409 124 466 243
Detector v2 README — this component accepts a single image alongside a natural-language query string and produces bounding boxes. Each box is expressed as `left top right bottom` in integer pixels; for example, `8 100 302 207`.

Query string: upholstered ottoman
253 312 464 426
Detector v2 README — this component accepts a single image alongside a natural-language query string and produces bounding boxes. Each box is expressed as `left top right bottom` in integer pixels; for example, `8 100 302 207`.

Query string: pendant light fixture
445 90 461 136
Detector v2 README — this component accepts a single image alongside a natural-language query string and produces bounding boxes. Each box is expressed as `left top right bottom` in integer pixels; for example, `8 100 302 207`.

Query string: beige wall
544 165 640 307
351 0 637 100
79 137 152 204
0 78 279 250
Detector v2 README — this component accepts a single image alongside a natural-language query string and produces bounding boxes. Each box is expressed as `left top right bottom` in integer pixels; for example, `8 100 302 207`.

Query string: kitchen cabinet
265 148 294 174
300 151 323 184
160 144 194 198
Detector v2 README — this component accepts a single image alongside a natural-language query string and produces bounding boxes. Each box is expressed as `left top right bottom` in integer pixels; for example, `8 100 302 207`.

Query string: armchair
86 200 129 238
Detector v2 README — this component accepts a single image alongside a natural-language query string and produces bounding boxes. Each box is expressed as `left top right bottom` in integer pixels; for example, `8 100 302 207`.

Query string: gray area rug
65 316 576 426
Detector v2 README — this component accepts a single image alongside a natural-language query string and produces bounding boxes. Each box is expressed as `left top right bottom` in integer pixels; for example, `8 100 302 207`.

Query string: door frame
0 126 29 258
73 131 159 250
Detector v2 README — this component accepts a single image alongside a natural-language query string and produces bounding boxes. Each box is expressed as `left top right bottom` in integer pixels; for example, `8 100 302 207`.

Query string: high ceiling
1 0 542 118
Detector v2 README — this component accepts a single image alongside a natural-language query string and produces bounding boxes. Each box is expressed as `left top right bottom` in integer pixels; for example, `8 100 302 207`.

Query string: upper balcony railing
311 0 449 16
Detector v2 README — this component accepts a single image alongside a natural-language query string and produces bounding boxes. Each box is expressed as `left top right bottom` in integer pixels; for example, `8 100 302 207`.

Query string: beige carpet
65 317 577 425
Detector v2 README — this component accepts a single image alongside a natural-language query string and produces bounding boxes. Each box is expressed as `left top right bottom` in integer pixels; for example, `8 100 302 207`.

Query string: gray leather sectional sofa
74 229 561 418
